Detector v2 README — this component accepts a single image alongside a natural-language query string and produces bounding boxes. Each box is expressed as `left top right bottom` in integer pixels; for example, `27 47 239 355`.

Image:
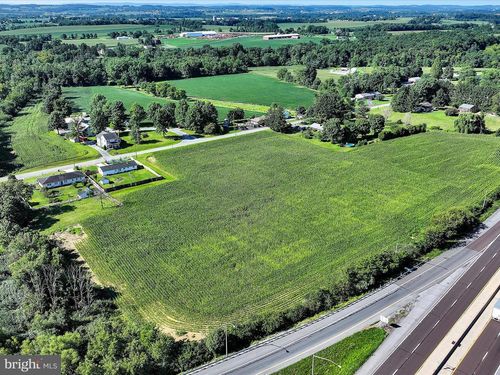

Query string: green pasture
6 104 99 172
161 35 334 49
277 328 386 375
167 73 316 109
370 106 500 132
277 17 413 30
43 131 500 331
63 86 264 121
0 23 175 38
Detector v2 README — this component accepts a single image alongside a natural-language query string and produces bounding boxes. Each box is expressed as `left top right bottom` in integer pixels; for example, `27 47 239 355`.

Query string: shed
458 104 478 113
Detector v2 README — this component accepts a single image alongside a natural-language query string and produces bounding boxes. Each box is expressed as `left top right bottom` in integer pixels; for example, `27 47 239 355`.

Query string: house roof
97 131 120 142
99 160 137 173
459 104 475 109
37 171 85 185
419 102 433 107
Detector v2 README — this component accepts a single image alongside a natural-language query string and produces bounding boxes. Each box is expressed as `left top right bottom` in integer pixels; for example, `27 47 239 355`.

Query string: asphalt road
0 127 268 182
374 228 500 375
455 320 500 375
188 220 500 375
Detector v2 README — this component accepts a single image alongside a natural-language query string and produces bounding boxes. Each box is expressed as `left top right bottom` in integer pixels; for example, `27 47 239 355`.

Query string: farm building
263 33 300 40
116 36 131 40
355 92 382 101
77 188 92 200
97 131 121 149
37 171 86 189
179 31 218 38
98 160 138 176
458 104 478 113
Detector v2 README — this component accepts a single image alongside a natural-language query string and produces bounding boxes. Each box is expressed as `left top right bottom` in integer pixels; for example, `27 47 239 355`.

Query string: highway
188 218 500 375
455 320 500 375
374 224 500 375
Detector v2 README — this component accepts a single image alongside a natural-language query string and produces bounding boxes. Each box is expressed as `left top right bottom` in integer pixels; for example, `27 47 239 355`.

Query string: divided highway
189 218 500 375
374 223 500 375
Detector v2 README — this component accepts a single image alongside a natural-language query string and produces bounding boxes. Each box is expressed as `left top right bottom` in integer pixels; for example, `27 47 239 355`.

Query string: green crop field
49 131 500 332
5 104 99 172
63 86 264 120
167 73 316 109
277 17 413 30
371 106 500 132
161 35 334 49
277 328 386 375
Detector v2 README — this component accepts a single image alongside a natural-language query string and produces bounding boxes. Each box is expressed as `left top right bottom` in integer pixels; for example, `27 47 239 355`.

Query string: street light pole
311 354 342 375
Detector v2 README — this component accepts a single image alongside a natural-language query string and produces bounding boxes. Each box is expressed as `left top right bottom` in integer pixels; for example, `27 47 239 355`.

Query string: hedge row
378 123 427 141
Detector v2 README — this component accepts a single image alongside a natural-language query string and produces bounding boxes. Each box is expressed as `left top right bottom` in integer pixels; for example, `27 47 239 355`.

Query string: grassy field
30 180 89 207
276 328 386 375
98 167 157 189
109 131 181 155
371 107 500 132
6 104 99 172
277 17 413 30
0 24 174 38
167 73 316 109
61 38 140 47
249 65 374 82
43 131 500 332
162 35 335 49
63 86 265 120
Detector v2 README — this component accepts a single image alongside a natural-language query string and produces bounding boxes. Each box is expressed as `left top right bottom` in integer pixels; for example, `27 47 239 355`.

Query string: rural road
187 212 500 375
0 127 268 182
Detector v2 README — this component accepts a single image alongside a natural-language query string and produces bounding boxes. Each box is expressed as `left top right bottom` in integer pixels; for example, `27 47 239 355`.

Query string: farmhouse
98 160 138 176
458 104 478 113
180 31 218 38
37 171 86 189
355 92 382 101
97 131 121 149
263 33 300 40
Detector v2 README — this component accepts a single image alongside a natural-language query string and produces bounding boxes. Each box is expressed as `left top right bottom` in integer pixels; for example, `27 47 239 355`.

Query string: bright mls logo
0 356 60 375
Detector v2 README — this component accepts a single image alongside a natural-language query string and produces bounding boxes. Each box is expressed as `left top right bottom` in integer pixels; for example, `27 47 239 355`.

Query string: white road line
482 352 489 362
467 282 472 289
480 266 486 272
451 299 458 307
412 342 422 353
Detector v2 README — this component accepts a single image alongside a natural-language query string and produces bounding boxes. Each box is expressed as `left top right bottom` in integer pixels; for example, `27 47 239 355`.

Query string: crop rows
77 131 500 331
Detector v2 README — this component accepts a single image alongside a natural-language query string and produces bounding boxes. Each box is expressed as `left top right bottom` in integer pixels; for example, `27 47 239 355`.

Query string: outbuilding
458 104 478 113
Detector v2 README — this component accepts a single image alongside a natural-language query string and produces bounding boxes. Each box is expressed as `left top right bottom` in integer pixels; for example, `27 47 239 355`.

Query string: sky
0 0 498 5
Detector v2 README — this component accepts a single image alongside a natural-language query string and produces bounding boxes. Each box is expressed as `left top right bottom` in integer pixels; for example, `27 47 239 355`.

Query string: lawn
46 131 500 332
5 104 99 173
370 107 500 132
167 73 316 109
97 167 157 189
30 181 90 207
276 328 386 375
63 86 264 121
161 35 333 49
109 131 181 155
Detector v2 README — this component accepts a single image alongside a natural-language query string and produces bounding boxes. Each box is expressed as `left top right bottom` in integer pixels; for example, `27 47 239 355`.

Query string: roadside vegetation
276 328 386 375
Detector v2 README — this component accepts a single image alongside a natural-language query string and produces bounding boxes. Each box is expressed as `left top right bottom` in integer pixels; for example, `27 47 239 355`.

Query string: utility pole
311 354 341 375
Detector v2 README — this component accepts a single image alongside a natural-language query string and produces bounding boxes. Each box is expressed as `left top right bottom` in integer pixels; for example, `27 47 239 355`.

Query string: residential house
37 171 86 189
97 131 121 149
98 160 138 176
458 104 478 113
355 92 382 101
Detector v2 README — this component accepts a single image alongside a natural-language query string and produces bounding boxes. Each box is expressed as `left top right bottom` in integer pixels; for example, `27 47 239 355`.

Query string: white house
355 92 382 101
263 33 300 40
98 160 138 176
37 171 86 189
458 103 478 113
407 77 421 85
96 131 121 149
